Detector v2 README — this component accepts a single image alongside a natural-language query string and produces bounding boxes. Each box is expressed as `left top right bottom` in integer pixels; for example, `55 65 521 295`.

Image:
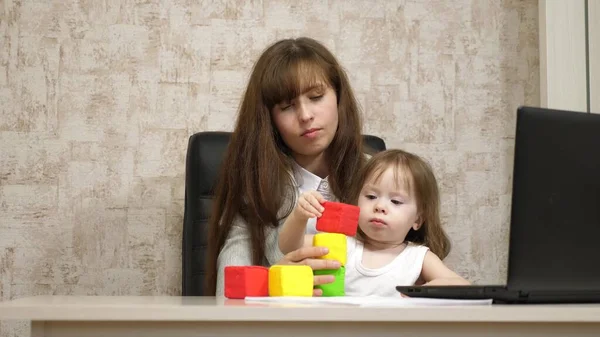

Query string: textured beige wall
0 1 538 335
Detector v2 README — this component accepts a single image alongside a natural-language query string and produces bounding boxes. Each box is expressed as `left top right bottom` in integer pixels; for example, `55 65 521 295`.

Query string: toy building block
316 201 360 236
314 267 345 296
224 266 269 299
313 233 347 266
268 265 313 297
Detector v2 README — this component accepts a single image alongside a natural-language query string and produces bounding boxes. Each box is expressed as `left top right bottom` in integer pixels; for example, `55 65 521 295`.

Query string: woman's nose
297 103 314 122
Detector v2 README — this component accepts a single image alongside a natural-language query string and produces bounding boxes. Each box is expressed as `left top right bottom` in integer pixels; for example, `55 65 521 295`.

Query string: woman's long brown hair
351 149 452 259
204 37 367 295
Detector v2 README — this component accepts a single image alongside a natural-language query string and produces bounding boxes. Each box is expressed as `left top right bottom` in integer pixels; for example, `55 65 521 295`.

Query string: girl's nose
375 204 387 214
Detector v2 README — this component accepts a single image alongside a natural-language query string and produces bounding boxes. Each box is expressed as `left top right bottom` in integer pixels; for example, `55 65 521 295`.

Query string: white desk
1 296 600 337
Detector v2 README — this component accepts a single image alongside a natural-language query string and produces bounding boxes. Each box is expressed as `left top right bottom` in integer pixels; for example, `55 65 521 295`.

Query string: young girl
278 149 469 296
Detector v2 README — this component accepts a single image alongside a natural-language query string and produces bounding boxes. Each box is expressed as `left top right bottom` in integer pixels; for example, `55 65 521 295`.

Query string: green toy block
314 267 345 296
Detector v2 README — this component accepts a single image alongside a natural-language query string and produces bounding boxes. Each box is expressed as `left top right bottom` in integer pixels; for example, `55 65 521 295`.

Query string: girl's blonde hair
351 149 451 258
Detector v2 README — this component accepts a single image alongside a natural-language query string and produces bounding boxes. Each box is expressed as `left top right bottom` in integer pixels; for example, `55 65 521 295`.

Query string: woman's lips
301 128 321 138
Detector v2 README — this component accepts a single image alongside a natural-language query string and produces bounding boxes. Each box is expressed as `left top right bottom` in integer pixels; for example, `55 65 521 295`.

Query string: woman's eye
280 104 292 111
310 95 323 101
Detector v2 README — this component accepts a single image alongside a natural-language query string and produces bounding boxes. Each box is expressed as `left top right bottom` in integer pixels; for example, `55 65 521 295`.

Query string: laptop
396 106 600 304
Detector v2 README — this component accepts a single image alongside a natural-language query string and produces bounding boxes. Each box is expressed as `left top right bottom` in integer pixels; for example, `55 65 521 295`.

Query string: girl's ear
412 213 423 231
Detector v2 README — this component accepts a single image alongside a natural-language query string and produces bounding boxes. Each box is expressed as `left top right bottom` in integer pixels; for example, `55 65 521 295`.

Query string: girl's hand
294 190 326 220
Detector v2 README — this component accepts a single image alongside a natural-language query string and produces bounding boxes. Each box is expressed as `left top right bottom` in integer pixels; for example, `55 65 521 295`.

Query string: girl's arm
420 251 470 286
278 191 325 254
278 211 313 254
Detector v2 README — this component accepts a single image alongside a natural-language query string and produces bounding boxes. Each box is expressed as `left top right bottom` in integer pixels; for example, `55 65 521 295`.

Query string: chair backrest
181 131 387 295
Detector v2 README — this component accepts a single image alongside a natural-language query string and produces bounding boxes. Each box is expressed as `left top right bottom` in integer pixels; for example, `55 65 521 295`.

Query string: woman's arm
215 218 254 296
215 218 328 296
420 251 470 286
215 216 334 297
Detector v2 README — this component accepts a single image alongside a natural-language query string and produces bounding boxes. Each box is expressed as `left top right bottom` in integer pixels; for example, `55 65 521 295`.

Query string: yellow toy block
313 233 347 266
268 265 313 297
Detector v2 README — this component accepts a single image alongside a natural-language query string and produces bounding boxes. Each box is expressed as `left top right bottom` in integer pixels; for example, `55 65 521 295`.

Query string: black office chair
181 131 386 296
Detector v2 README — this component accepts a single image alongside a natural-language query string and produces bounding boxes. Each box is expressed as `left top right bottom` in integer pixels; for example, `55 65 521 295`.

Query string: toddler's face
357 166 421 246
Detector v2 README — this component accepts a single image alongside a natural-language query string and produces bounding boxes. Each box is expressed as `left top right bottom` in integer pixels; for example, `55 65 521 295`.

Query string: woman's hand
294 191 326 220
276 245 341 296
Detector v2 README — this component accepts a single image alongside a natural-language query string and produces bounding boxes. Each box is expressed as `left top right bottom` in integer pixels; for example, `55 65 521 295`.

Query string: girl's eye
365 194 376 200
391 200 403 205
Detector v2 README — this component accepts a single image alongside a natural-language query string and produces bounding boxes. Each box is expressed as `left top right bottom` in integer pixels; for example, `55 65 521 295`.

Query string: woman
204 37 370 296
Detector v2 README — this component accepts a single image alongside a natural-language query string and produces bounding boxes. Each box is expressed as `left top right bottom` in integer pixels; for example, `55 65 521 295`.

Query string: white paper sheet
244 296 493 307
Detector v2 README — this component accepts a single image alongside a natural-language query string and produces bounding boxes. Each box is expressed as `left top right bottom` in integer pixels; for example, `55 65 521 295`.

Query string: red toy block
316 201 360 236
224 266 269 299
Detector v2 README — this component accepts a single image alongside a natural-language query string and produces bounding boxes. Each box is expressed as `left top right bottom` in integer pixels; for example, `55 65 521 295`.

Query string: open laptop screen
507 107 600 291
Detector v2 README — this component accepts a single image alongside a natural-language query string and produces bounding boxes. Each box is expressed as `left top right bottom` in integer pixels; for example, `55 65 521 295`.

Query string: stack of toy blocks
224 202 359 299
313 201 360 296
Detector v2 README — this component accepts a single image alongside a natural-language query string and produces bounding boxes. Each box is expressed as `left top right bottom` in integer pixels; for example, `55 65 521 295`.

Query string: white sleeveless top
345 238 430 297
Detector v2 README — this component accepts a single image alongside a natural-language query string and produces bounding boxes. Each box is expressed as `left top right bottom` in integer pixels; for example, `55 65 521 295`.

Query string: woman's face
271 82 339 163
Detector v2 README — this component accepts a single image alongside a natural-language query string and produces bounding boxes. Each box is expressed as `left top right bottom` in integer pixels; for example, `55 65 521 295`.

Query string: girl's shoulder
404 241 430 255
406 241 429 249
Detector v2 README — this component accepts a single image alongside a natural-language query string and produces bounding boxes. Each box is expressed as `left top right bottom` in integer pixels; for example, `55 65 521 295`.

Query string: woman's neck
294 152 328 178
